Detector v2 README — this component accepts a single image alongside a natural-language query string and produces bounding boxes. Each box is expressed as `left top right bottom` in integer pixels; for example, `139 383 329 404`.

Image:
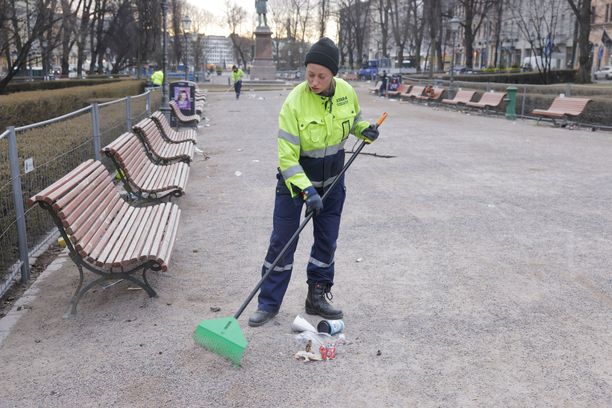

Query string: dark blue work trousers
257 175 346 312
234 80 242 98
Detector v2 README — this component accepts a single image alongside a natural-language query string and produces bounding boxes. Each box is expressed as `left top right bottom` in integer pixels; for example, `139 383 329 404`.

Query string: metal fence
0 88 162 298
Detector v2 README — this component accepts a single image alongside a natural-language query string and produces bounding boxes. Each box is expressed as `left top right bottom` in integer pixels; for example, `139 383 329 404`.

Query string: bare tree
170 0 185 70
492 0 503 67
0 0 61 91
134 0 161 78
424 0 442 75
456 0 495 68
317 0 330 38
389 0 414 71
75 0 93 77
565 0 592 83
337 0 372 69
510 0 564 83
225 0 249 69
105 0 138 74
59 0 81 77
88 0 108 73
407 0 426 72
373 0 390 59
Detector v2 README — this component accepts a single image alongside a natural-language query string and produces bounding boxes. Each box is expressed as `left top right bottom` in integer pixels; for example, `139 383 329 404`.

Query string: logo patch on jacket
336 96 349 106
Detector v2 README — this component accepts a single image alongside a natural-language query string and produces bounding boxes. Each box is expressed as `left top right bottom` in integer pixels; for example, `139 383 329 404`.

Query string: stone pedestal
250 26 276 80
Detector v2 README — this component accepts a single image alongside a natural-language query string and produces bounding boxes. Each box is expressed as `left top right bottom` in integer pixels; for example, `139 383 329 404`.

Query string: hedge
3 78 126 94
0 80 146 130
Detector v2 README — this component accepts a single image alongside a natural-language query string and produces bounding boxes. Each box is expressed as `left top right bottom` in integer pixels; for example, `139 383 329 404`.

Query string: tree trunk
575 0 592 83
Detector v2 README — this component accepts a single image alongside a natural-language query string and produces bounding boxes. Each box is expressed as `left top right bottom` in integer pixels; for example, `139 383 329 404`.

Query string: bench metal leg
65 261 161 315
68 276 108 316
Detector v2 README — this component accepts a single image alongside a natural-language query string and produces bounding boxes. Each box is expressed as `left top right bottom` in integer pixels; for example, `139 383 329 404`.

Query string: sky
193 0 337 40
195 0 257 36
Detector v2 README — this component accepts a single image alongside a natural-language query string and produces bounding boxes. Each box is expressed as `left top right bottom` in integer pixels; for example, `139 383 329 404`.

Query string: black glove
361 124 379 144
303 186 323 216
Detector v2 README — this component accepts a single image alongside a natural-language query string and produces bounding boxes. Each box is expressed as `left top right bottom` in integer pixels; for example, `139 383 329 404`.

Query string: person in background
248 37 380 327
151 67 163 86
379 70 388 97
231 65 244 99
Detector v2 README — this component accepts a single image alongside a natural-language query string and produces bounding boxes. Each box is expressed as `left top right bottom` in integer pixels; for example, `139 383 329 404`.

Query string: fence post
7 127 30 283
91 103 101 160
521 86 527 118
146 91 151 116
565 83 572 97
125 96 132 131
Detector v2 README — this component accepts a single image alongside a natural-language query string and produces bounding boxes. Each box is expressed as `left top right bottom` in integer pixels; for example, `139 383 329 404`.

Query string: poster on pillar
170 81 196 115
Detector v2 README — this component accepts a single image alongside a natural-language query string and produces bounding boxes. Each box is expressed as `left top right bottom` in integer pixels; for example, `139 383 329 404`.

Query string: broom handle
234 140 366 319
234 112 388 319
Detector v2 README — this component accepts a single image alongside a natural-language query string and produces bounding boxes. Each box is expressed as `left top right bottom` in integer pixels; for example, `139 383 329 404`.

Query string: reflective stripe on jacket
231 69 244 82
278 78 370 197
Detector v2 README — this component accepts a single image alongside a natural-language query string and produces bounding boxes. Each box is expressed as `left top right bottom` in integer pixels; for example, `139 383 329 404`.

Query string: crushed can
317 319 345 335
325 343 336 360
319 344 327 360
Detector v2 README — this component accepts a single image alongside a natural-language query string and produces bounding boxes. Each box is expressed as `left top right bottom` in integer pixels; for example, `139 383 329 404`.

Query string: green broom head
194 317 248 366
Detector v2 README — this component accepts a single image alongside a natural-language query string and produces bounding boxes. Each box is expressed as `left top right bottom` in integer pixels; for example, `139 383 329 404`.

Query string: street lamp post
161 0 170 119
182 15 192 80
448 16 461 98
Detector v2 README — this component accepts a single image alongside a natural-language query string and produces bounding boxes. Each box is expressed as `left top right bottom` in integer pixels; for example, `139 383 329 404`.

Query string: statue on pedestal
256 0 268 27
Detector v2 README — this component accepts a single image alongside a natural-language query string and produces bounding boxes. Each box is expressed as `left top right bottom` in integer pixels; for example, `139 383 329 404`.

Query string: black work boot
305 283 343 319
248 309 278 327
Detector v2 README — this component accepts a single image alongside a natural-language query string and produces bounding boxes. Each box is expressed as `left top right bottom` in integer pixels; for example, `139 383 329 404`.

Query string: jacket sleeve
350 87 370 139
278 101 311 197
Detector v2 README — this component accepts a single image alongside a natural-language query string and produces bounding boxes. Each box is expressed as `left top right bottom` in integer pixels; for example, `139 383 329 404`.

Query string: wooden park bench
441 90 476 105
466 91 506 113
133 118 194 164
400 85 425 101
169 100 200 127
387 83 410 98
103 132 190 202
532 96 591 127
151 111 197 144
27 159 181 315
195 91 206 102
195 100 204 115
416 87 445 102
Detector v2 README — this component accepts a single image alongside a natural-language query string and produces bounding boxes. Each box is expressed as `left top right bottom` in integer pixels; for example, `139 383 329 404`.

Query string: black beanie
304 37 339 75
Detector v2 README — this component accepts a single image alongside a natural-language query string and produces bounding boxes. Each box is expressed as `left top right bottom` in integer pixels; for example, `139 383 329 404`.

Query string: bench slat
125 205 165 262
119 206 155 265
103 206 140 266
139 203 171 261
77 198 125 257
27 160 96 206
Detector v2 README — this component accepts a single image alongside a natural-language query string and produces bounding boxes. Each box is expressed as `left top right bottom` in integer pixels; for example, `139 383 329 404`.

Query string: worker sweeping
231 65 244 99
150 66 163 86
248 37 380 327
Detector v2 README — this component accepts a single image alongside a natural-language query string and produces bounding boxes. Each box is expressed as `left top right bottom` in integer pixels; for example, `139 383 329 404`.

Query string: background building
590 0 612 71
203 36 234 68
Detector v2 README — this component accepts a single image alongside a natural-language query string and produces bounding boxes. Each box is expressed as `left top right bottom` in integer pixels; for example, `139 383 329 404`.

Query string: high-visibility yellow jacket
151 70 163 86
278 78 370 197
231 68 244 82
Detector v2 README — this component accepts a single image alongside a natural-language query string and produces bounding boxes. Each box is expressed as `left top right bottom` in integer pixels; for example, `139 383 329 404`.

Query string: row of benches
378 83 591 125
28 96 206 315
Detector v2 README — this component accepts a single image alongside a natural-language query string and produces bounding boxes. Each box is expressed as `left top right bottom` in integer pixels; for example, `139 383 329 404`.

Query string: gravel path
0 84 610 407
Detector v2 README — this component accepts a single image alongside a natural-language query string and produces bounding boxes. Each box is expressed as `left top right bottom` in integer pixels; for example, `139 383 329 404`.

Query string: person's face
306 63 333 94
179 91 187 101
